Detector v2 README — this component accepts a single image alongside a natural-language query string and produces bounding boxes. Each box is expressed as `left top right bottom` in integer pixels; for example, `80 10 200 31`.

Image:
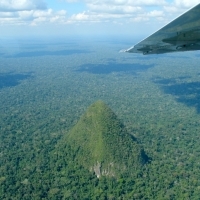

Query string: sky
0 0 199 38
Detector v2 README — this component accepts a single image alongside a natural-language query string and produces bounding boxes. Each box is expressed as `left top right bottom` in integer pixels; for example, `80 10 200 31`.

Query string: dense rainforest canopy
1 37 200 199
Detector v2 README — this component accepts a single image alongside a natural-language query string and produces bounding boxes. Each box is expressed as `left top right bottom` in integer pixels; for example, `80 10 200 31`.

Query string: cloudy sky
0 0 199 38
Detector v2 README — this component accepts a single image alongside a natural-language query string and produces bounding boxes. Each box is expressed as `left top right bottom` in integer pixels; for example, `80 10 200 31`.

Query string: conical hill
62 100 148 177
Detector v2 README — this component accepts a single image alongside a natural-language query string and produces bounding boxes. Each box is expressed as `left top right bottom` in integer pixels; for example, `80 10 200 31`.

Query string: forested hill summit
58 100 149 178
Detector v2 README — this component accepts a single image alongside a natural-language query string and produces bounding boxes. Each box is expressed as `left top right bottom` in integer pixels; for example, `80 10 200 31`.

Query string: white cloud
87 4 142 14
66 0 167 24
129 9 164 24
174 0 199 8
69 0 167 6
68 10 133 24
0 0 199 29
0 0 46 12
71 12 89 21
0 12 18 18
163 0 199 24
0 9 67 26
65 0 171 24
147 10 164 17
0 0 69 26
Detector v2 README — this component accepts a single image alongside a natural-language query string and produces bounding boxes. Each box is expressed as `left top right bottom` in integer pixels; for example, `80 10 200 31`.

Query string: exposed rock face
91 162 117 178
93 161 101 178
64 100 149 177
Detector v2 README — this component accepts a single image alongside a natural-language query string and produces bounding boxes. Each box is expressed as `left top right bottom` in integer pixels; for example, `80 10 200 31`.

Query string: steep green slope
60 100 148 177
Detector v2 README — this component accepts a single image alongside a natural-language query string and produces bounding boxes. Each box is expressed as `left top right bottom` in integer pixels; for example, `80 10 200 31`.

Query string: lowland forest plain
1 36 200 199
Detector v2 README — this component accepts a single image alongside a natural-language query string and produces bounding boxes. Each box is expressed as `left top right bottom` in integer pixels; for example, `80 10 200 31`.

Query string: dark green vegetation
58 100 148 178
1 37 200 199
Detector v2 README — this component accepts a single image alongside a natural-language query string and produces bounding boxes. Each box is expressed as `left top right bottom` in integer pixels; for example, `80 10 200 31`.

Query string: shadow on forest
6 49 91 58
76 62 154 75
154 76 200 113
0 72 33 90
